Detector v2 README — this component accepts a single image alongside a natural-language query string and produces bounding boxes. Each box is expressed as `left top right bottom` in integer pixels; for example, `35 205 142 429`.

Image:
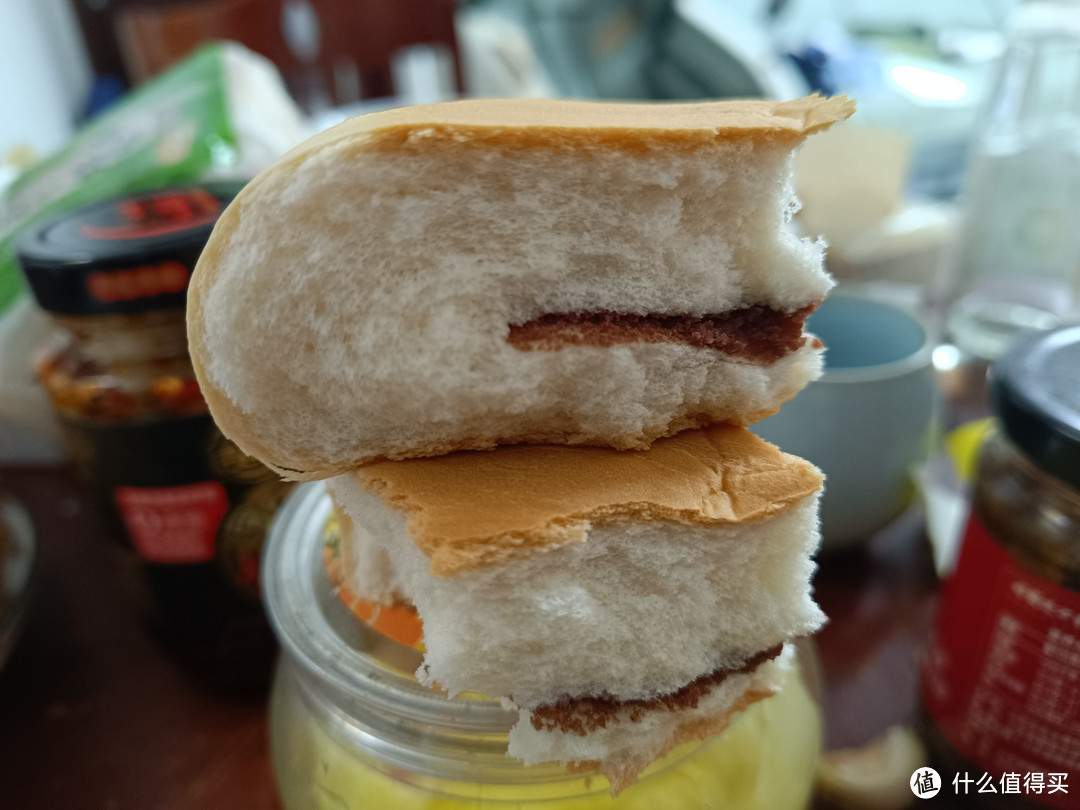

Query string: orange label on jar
114 482 228 564
922 515 1080 808
87 260 189 303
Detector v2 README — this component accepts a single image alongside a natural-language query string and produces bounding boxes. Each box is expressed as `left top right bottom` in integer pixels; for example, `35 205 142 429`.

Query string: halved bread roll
326 424 824 791
188 96 853 480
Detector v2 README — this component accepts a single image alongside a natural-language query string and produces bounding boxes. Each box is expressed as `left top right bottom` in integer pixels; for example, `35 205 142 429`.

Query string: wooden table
0 464 944 810
0 466 280 810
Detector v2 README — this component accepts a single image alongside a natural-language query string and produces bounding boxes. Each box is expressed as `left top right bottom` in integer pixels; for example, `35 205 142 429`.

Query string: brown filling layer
508 306 817 363
528 643 785 736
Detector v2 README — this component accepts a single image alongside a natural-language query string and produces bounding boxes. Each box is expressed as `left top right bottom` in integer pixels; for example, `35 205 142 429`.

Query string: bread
188 95 853 480
329 497 408 607
187 95 845 792
326 424 824 789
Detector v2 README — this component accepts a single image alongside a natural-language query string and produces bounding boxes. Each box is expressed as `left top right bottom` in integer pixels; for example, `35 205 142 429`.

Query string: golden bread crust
297 94 855 156
353 424 822 576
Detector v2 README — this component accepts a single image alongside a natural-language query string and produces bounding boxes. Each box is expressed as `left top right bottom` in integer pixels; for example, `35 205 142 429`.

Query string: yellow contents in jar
270 652 821 810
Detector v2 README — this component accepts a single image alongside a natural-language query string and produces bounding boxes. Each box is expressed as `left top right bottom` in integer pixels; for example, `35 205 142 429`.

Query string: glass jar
921 326 1080 808
969 430 1080 587
17 185 292 694
264 483 824 810
36 309 205 424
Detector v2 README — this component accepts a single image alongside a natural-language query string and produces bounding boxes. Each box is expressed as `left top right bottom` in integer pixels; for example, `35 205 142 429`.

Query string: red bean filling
528 643 785 736
508 306 816 363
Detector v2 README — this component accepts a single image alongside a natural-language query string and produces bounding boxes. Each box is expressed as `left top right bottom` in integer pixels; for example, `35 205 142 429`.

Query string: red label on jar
80 190 223 241
922 515 1080 808
114 482 228 564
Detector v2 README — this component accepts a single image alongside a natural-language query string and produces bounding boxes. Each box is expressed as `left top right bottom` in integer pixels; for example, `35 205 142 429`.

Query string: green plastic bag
0 41 303 316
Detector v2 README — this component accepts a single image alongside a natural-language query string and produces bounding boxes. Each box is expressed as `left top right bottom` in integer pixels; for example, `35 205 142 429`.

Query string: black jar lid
16 182 243 316
992 325 1080 491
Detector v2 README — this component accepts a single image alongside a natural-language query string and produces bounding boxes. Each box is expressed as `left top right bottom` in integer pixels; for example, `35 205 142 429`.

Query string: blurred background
2 2 1080 810
2 0 1065 383
0 0 1016 187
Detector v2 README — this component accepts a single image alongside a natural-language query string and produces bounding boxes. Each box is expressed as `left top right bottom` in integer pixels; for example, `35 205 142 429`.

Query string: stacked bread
188 95 853 794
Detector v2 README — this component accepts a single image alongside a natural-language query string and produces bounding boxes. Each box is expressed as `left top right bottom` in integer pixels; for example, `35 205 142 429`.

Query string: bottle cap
992 325 1080 490
17 183 242 316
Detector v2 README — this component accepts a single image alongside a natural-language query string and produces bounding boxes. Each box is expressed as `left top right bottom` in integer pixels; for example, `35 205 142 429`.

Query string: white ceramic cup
752 293 939 550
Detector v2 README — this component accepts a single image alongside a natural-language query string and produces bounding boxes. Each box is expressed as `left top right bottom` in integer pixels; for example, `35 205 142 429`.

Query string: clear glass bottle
264 483 825 810
944 3 1080 360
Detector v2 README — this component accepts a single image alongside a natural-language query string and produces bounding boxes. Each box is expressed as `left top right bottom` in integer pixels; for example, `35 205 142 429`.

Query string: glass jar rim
264 482 517 734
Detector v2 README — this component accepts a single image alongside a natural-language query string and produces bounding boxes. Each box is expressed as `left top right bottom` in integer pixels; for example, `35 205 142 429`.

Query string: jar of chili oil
16 184 292 694
921 326 1080 808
